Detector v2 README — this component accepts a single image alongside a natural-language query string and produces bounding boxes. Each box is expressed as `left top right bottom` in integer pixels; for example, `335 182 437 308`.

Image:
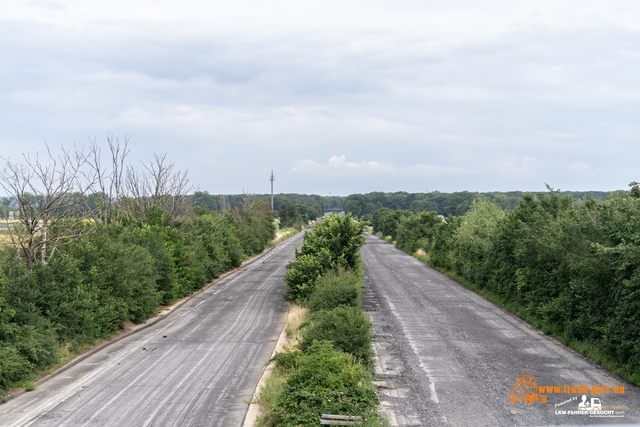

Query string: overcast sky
2 1 639 196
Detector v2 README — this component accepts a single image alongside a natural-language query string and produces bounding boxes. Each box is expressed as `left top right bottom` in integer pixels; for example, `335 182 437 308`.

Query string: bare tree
86 133 131 224
125 153 196 219
241 189 256 211
219 194 229 212
0 144 94 270
1 138 198 270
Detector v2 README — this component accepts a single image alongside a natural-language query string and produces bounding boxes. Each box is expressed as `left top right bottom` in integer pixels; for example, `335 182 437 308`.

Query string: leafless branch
125 153 196 219
0 143 95 270
86 133 131 224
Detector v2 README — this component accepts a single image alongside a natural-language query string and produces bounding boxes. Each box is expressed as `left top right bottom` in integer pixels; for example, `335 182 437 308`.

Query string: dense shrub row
0 202 275 396
299 305 373 369
267 340 379 426
373 186 640 383
283 214 365 304
307 268 362 312
260 214 383 426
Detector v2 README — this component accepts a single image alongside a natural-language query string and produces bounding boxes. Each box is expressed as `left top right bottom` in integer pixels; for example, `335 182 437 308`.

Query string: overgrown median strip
254 214 387 427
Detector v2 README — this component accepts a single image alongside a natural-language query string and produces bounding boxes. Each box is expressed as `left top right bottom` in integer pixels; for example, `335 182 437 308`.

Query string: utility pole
270 170 275 210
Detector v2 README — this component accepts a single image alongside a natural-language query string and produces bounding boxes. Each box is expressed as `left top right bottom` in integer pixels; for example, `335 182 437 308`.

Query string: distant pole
270 170 275 210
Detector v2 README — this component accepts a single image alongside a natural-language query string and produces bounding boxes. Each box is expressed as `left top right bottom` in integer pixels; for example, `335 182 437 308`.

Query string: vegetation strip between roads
253 214 386 426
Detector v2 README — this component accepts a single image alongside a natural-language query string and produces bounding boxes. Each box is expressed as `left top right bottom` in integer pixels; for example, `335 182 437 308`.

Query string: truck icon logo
509 371 547 404
578 395 601 411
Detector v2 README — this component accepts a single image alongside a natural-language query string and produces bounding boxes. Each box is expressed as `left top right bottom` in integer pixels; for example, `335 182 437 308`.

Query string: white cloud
498 156 539 177
568 161 592 173
291 155 394 175
403 164 479 177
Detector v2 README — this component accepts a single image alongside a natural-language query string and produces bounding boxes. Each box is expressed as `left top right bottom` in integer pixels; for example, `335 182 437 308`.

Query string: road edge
241 303 290 427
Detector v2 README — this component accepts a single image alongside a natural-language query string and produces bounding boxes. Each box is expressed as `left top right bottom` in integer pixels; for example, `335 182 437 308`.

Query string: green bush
371 208 413 241
284 214 366 304
4 257 115 342
67 234 161 323
307 269 361 312
299 307 373 368
268 347 304 374
395 211 440 255
271 341 379 426
8 321 59 369
0 347 33 390
299 214 365 271
283 250 333 303
123 224 177 304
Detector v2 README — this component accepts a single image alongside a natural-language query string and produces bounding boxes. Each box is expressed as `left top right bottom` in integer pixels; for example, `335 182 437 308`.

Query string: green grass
255 364 290 427
256 305 309 427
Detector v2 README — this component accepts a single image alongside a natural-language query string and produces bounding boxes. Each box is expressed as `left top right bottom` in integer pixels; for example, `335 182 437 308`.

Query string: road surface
0 233 303 427
362 234 640 426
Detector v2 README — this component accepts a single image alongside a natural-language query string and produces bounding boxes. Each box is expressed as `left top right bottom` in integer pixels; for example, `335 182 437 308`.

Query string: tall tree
87 133 131 224
0 144 93 270
125 153 196 219
279 199 297 226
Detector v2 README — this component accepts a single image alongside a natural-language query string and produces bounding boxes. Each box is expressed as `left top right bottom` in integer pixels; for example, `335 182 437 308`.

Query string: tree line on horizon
4 189 622 224
342 189 620 219
191 192 343 213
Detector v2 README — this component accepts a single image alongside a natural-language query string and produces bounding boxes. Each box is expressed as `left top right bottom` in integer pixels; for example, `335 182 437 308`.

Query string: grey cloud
1 5 640 194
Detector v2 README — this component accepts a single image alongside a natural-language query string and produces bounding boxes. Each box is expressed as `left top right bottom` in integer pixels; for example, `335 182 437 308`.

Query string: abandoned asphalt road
0 233 303 427
362 235 640 426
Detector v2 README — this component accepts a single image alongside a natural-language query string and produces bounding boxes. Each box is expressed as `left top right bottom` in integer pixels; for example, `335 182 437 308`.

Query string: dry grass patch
254 304 309 426
284 304 309 347
0 234 14 245
274 227 298 243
